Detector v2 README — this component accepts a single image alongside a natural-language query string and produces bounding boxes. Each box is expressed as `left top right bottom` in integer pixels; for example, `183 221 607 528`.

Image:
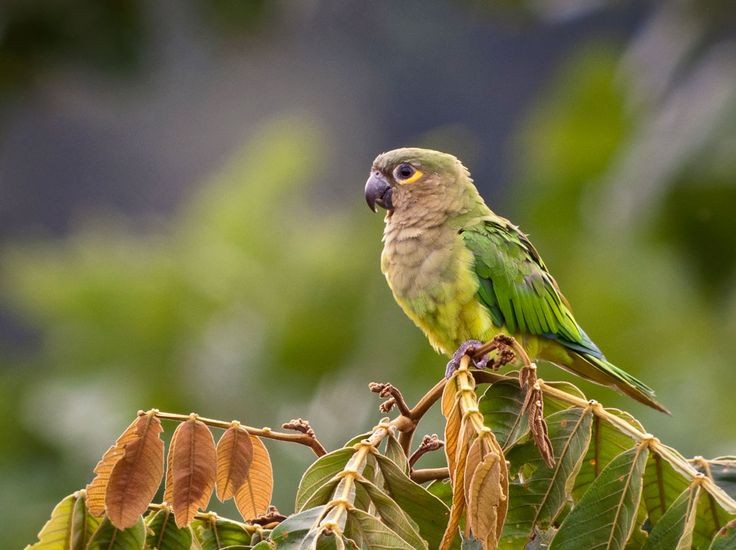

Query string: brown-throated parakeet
365 147 667 413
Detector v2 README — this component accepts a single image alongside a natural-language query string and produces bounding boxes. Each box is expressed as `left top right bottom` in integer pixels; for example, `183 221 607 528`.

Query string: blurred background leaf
1 0 735 547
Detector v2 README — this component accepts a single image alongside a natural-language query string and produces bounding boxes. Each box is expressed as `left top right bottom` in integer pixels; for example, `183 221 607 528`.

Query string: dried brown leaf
234 435 273 520
525 386 554 468
441 376 458 417
464 436 488 505
444 401 462 481
468 451 504 548
105 412 165 529
85 416 141 517
163 423 180 505
170 418 217 528
440 417 472 550
216 424 254 501
455 417 475 473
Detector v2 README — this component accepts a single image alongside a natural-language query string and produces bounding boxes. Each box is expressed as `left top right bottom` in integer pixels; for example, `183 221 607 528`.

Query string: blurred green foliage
511 44 736 454
0 116 442 546
2 2 736 548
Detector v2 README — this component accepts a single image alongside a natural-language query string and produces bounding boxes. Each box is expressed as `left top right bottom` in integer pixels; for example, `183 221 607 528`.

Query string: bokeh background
2 1 736 546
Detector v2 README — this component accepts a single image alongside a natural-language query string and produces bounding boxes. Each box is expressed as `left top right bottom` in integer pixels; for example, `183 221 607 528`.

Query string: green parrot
364 147 667 413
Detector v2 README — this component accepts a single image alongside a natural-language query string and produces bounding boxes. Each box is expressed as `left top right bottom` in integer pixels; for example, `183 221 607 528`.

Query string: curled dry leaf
234 435 273 520
526 388 554 468
441 418 474 550
521 367 554 468
468 451 505 549
216 424 254 501
170 418 217 528
85 416 141 517
441 376 458 417
105 412 165 529
444 401 462 481
464 436 488 505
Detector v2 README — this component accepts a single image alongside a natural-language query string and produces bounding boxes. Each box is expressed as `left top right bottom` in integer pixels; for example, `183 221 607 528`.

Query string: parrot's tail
563 352 670 414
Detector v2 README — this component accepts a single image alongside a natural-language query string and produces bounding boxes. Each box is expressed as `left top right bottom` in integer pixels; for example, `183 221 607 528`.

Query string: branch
409 434 444 467
411 467 450 483
369 378 447 455
152 410 326 457
369 382 412 416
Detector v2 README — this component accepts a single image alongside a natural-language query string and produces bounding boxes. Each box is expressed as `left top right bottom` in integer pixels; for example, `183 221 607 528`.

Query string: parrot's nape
365 147 668 414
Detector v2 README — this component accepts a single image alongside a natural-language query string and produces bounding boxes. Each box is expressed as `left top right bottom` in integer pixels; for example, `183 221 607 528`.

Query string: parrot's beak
365 171 393 212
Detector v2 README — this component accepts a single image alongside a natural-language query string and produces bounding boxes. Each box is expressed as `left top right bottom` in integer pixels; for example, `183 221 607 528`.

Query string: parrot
364 147 668 413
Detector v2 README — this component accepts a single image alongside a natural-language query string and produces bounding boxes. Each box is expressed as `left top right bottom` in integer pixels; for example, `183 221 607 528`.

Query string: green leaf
344 508 414 549
314 530 350 550
72 492 102 550
479 380 529 450
145 508 193 550
300 477 341 511
644 485 700 550
709 521 736 549
692 485 733 549
86 516 145 550
373 452 450 549
384 432 409 474
573 409 641 499
343 432 373 448
626 503 649 549
355 477 427 549
427 479 453 509
270 506 326 547
26 490 101 550
295 448 355 511
503 407 593 540
191 515 252 549
551 444 649 550
353 455 378 511
641 450 691 527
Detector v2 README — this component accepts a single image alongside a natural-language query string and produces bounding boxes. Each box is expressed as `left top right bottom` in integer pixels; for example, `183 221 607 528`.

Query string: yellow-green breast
381 221 499 355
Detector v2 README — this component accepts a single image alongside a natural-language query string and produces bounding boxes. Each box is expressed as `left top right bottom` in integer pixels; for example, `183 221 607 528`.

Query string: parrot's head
364 147 477 221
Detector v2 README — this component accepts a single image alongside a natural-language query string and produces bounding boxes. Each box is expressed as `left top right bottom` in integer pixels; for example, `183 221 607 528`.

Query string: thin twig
411 467 450 483
409 434 444 467
369 382 413 417
152 410 327 457
396 378 447 454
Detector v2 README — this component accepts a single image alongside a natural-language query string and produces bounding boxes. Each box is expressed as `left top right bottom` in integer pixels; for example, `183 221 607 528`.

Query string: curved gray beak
364 171 393 212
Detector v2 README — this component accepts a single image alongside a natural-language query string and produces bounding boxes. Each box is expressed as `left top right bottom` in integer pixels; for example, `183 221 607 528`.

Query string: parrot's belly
381 227 498 355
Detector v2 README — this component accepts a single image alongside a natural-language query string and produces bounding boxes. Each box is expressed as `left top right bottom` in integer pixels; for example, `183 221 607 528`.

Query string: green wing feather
461 218 668 413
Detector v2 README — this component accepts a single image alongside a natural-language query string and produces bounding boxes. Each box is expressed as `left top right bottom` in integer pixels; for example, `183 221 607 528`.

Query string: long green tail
564 352 670 413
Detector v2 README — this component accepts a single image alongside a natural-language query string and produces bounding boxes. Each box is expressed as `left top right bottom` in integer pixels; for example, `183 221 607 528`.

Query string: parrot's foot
445 340 490 378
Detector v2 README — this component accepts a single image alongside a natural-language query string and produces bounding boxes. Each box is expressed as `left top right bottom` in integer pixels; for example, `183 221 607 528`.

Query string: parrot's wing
460 218 600 356
461 218 668 413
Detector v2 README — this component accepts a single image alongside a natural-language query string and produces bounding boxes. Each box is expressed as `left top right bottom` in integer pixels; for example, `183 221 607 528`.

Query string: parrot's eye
393 163 423 184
